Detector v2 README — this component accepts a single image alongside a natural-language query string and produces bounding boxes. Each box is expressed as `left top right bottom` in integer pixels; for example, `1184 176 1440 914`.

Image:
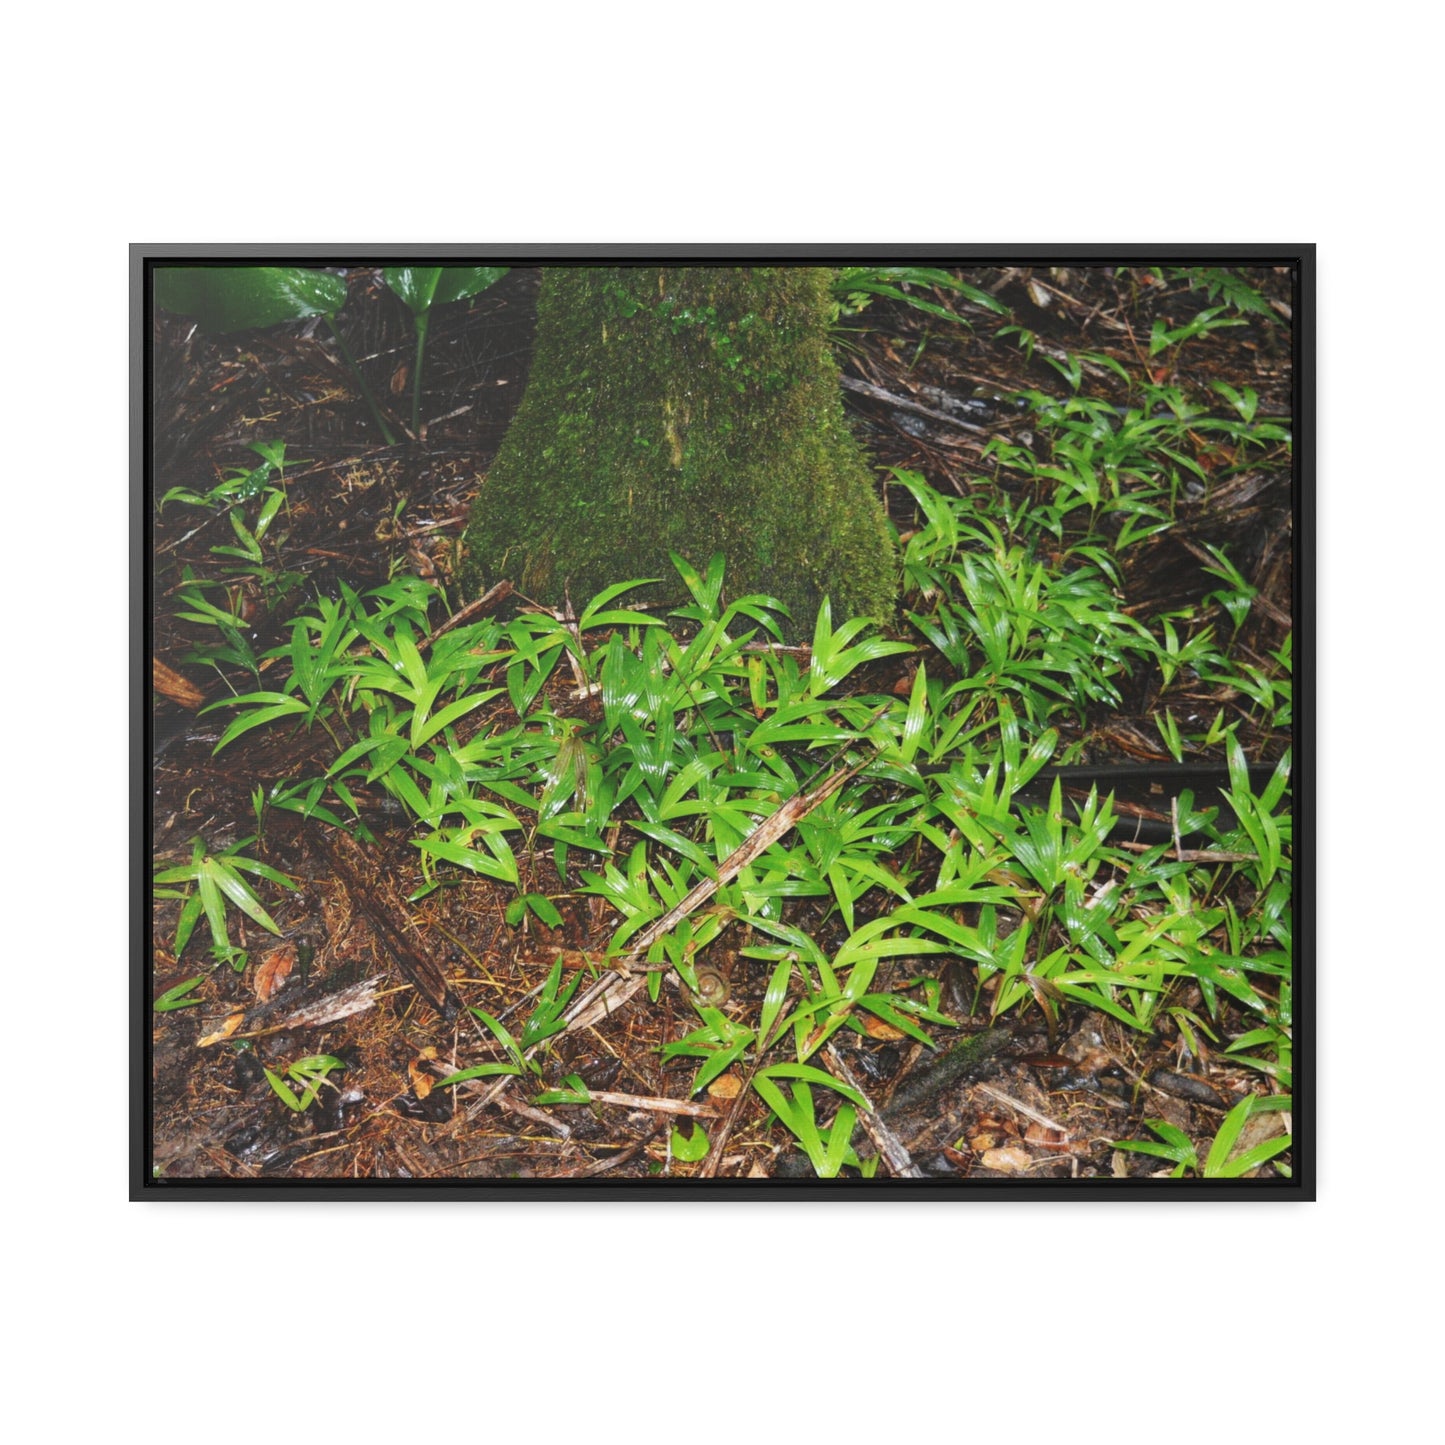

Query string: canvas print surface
141 253 1305 1196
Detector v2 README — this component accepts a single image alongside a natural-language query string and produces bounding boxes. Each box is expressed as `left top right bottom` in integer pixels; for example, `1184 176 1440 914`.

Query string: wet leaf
858 1014 905 1040
383 267 509 316
156 266 347 333
153 976 204 1012
671 1123 709 1161
264 1067 305 1110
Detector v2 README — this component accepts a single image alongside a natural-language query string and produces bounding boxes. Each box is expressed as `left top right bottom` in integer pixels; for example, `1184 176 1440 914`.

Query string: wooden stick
196 976 383 1046
566 1122 667 1178
420 579 515 650
313 830 458 1019
839 375 991 435
824 1042 923 1179
560 751 873 1035
492 1089 571 1139
974 1082 1071 1136
585 1090 719 1118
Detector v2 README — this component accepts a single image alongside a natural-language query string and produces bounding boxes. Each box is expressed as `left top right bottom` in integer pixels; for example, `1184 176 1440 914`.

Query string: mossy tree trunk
459 266 896 637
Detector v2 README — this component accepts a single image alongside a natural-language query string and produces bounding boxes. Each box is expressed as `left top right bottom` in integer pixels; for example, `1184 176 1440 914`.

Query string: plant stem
323 316 398 446
411 312 430 437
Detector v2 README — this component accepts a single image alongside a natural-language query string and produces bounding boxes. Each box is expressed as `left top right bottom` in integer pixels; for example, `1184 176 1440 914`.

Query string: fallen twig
559 750 873 1035
420 579 515 650
567 1122 667 1178
197 976 383 1046
313 830 458 1019
1112 841 1260 862
974 1082 1071 1136
585 1090 719 1118
840 375 991 435
497 1091 571 1138
824 1042 922 1179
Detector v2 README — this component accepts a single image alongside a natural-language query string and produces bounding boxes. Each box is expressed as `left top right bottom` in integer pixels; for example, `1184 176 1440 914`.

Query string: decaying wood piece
839 375 992 435
824 1042 923 1179
585 1090 719 1118
152 656 209 710
881 1025 1015 1120
312 830 459 1019
197 976 383 1046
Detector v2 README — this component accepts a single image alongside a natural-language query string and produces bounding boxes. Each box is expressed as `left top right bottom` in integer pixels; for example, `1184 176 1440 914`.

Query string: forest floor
146 262 1296 1187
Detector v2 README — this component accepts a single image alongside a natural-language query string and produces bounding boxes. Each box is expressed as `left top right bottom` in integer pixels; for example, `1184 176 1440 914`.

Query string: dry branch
561 752 872 1034
824 1042 922 1179
197 976 383 1046
313 830 458 1018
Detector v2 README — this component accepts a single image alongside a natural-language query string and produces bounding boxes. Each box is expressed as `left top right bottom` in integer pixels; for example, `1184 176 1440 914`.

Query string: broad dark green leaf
433 266 509 305
155 267 347 333
383 266 509 316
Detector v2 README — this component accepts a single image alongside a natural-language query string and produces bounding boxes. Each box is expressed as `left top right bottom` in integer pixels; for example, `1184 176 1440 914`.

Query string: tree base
459 266 896 637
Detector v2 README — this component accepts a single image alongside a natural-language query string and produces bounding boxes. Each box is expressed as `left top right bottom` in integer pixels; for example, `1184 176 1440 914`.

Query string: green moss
460 267 897 638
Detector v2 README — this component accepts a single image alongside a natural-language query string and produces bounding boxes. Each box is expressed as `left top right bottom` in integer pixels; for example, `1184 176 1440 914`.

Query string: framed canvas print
135 247 1309 1197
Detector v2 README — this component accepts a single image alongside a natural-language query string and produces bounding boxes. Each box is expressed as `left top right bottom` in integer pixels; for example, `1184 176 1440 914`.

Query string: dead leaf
980 1146 1032 1173
967 1115 1018 1153
253 942 297 1002
198 1013 245 1047
1024 1122 1072 1152
409 1046 439 1100
859 1015 905 1041
1026 279 1053 309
